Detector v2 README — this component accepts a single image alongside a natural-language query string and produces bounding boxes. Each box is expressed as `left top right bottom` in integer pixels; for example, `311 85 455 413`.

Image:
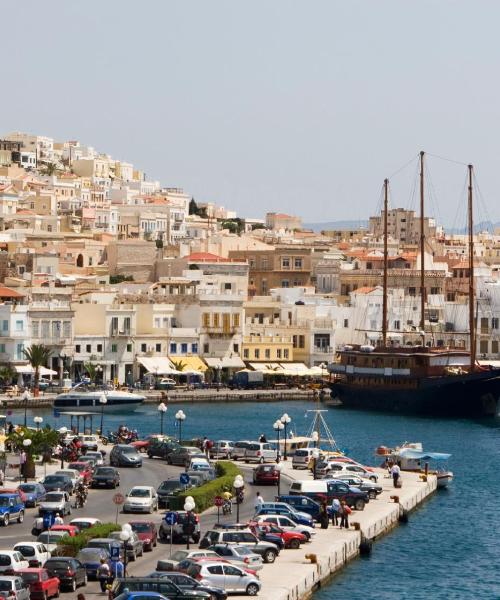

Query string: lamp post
183 496 196 549
158 402 167 435
233 475 244 523
273 420 284 462
312 448 320 480
276 462 284 497
175 410 186 444
22 438 32 483
22 390 30 428
216 364 222 388
33 416 43 431
120 524 132 575
280 413 291 460
99 393 107 436
59 427 68 469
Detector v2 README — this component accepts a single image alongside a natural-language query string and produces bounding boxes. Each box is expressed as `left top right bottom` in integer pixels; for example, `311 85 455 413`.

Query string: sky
2 0 500 226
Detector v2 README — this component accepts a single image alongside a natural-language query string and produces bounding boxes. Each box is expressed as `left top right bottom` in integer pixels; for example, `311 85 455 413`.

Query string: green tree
0 365 16 385
84 362 97 383
189 198 198 215
7 426 60 479
170 359 187 372
40 162 58 176
23 344 52 396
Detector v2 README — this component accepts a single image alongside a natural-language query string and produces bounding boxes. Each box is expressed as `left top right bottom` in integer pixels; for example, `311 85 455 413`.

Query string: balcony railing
313 346 334 354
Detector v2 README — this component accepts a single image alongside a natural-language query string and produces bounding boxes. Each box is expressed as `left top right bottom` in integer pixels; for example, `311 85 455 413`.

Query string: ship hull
331 370 500 417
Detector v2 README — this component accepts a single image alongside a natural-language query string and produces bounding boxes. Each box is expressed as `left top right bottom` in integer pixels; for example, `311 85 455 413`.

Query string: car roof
0 493 18 497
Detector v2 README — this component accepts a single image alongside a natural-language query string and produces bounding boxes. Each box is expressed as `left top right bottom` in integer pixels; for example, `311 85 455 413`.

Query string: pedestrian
259 433 267 443
110 556 124 578
0 466 3 486
319 499 329 529
254 491 264 513
202 437 209 457
97 559 110 592
339 500 351 529
391 463 401 488
54 512 64 525
330 497 340 526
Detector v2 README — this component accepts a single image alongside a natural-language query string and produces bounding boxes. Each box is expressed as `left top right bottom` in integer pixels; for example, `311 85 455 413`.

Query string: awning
249 362 283 374
280 362 310 374
168 356 207 372
15 365 58 376
137 357 181 375
205 357 245 369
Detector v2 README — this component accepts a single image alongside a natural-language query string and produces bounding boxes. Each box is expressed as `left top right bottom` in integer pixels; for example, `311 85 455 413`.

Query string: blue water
13 401 500 599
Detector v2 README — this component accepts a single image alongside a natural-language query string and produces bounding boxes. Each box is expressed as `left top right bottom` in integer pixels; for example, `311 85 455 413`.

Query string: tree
0 365 16 385
7 426 60 479
189 198 198 215
170 359 187 372
84 362 97 383
23 344 52 396
40 162 58 176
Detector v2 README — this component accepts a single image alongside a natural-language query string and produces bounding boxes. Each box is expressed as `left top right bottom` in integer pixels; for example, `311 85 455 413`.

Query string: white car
323 461 379 482
13 542 51 567
84 451 104 466
255 514 316 540
188 561 261 595
189 458 211 471
0 551 29 574
70 517 102 530
36 530 70 553
123 486 158 513
54 469 80 489
78 434 99 450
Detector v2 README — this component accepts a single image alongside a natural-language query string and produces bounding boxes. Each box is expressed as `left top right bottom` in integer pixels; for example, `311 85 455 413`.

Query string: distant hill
446 221 500 235
303 220 369 233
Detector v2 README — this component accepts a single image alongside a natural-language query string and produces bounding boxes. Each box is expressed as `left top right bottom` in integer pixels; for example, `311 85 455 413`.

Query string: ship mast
468 164 475 372
419 150 426 343
382 178 389 347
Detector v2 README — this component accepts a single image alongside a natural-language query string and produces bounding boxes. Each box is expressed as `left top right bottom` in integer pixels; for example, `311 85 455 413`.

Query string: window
299 335 305 348
430 287 439 295
2 319 8 332
123 317 131 333
492 318 499 330
63 321 71 338
141 343 147 352
479 340 488 354
409 287 416 297
97 344 103 352
127 343 132 352
294 257 303 269
492 341 499 354
282 257 290 268
16 343 24 360
282 280 289 288
86 344 91 353
32 321 39 337
192 343 198 354
284 348 289 359
232 313 240 327
394 320 400 330
224 282 232 290
254 349 260 359
181 343 188 353
213 313 219 328
111 344 117 352
293 335 297 348
0 344 5 353
170 343 177 354
343 319 349 328
154 317 161 328
233 343 239 353
15 320 23 331
75 345 81 353
111 317 118 333
203 343 209 353
265 349 271 359
243 349 249 359
156 343 161 353
277 348 282 359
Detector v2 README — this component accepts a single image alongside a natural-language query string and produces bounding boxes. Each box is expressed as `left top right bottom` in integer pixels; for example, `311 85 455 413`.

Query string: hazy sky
2 1 499 225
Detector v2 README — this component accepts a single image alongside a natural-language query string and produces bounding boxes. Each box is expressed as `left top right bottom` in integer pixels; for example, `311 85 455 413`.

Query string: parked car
13 542 51 567
199 529 279 563
317 461 379 482
110 445 143 467
91 466 120 488
0 551 29 574
76 547 109 579
36 531 69 553
40 474 73 494
43 557 87 592
208 544 263 571
253 464 279 485
75 456 97 471
50 524 79 537
0 488 28 504
114 593 169 600
209 440 234 460
244 441 276 464
188 457 211 471
108 531 144 561
0 493 25 526
184 561 261 596
112 576 211 598
18 568 60 599
131 434 167 454
277 494 327 521
70 517 102 530
331 474 383 499
86 538 122 560
38 491 72 517
129 520 158 551
255 514 315 540
68 462 93 484
254 502 314 527
78 435 99 451
0 575 30 599
148 571 227 600
167 447 203 467
84 450 105 466
159 510 201 544
123 486 158 513
248 521 305 549
147 439 182 460
291 448 316 470
156 378 177 390
157 480 185 509
156 550 219 572
289 479 369 510
17 483 46 508
230 441 252 461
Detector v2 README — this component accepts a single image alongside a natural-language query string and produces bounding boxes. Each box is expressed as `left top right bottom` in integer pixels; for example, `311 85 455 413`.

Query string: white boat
376 442 454 488
54 383 145 413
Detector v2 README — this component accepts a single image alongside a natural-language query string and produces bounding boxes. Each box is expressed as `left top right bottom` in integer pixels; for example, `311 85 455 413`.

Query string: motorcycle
222 499 232 515
74 485 88 508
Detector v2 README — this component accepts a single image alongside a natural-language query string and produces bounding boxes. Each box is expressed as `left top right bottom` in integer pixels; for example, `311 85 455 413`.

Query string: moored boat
54 383 145 413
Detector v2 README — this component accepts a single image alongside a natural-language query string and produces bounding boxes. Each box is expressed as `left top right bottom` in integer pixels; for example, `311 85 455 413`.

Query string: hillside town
0 131 499 387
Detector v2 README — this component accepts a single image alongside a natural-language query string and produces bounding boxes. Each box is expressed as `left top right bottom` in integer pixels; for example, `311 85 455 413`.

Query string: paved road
4 454 289 598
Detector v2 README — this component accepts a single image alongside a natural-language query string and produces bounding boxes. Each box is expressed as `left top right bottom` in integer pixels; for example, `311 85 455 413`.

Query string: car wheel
355 499 365 511
3 513 9 526
83 573 88 586
54 586 60 597
44 591 49 600
246 583 259 595
369 490 377 500
17 510 24 523
263 549 276 563
147 452 153 459
130 551 136 562
369 476 377 482
70 578 76 592
289 538 300 549
192 533 200 543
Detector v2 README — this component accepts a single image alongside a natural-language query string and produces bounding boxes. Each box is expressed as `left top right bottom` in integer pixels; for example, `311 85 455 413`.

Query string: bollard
351 522 361 531
305 553 317 564
390 495 400 503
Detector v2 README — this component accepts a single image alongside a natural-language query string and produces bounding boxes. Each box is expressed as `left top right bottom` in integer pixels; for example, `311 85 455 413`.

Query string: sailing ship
330 153 500 417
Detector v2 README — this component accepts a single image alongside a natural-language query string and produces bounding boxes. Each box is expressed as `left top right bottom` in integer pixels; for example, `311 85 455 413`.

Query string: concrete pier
237 464 437 600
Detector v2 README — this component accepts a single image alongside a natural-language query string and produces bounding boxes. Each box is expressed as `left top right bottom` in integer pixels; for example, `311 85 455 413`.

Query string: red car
18 568 60 599
131 434 165 453
249 521 306 549
51 524 79 537
1 488 28 504
128 520 158 551
68 462 93 484
252 464 279 485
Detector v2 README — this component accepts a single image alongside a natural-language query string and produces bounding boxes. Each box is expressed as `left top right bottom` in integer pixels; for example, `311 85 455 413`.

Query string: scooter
222 499 232 515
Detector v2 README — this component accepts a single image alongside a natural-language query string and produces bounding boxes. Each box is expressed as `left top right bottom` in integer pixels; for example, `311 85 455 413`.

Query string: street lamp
22 438 32 483
120 524 132 575
183 496 196 550
276 462 284 497
312 448 320 480
233 475 244 523
280 413 291 460
59 427 68 469
33 416 43 431
99 394 107 436
158 402 167 435
273 420 284 462
175 410 186 444
22 390 30 427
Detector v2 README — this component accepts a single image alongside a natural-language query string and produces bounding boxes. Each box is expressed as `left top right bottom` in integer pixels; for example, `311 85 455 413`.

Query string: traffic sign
113 493 125 505
179 473 190 485
164 511 178 526
110 545 120 561
214 496 224 508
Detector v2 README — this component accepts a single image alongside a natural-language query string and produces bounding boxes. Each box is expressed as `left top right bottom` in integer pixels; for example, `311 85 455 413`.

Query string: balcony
313 346 334 354
110 328 132 337
202 325 239 337
32 336 70 346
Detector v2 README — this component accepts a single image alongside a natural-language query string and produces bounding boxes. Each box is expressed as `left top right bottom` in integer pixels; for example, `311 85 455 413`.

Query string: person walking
391 463 401 488
331 497 340 526
319 499 329 529
110 556 124 579
254 491 264 513
97 559 111 592
339 500 351 529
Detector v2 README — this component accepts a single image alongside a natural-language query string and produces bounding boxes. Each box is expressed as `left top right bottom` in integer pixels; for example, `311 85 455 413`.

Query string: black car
44 557 87 592
112 577 210 599
149 571 227 600
147 439 181 460
91 466 120 489
157 479 184 509
41 474 74 494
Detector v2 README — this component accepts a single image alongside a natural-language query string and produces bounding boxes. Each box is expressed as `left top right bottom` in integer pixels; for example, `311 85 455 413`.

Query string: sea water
15 401 500 599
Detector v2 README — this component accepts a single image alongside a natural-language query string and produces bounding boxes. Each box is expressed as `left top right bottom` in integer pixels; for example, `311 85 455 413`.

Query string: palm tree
170 360 187 372
0 365 16 385
23 344 52 396
84 362 97 383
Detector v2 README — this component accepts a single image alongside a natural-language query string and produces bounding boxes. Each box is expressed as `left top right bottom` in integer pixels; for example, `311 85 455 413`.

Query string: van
231 441 252 461
244 442 276 464
290 479 368 511
292 448 315 470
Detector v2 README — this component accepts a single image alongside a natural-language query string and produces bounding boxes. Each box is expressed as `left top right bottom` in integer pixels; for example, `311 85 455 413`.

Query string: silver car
186 561 261 595
0 576 30 599
38 491 72 516
123 486 158 513
208 544 263 571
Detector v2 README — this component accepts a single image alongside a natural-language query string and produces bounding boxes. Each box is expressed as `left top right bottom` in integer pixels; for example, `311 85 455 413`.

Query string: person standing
331 497 340 526
111 556 124 578
339 500 351 529
54 513 64 525
391 463 401 488
254 491 264 513
97 558 111 592
319 499 329 529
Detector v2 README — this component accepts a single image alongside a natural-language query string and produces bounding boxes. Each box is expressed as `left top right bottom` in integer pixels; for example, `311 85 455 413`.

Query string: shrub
171 461 242 512
57 522 121 556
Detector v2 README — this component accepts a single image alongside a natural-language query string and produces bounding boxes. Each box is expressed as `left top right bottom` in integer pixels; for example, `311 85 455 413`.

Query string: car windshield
69 464 86 471
159 481 180 491
15 545 35 556
20 572 40 583
120 447 137 454
77 549 106 561
45 476 65 482
38 532 67 543
19 485 37 492
44 492 64 502
129 489 150 497
130 522 152 532
0 497 12 506
0 582 13 591
233 546 253 556
95 468 115 476
45 560 71 568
